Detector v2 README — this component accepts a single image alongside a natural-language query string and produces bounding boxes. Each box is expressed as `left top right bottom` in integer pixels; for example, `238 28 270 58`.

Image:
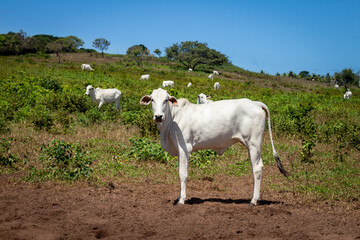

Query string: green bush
85 107 103 125
122 109 158 137
128 137 174 163
33 140 93 181
31 105 54 130
190 150 217 168
287 102 317 163
39 77 62 92
0 138 17 166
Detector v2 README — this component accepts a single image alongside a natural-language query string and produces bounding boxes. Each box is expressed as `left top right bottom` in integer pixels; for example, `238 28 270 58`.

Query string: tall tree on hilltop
92 38 110 57
126 44 150 70
165 41 229 70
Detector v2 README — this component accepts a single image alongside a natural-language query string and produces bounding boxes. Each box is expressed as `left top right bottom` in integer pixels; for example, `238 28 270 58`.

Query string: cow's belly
191 134 241 155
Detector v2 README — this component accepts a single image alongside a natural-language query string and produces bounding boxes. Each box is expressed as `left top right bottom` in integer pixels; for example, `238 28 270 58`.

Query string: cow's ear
140 95 152 105
207 95 211 99
169 96 178 106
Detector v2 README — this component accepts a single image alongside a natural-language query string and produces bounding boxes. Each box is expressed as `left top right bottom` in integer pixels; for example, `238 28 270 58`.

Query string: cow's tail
259 102 289 177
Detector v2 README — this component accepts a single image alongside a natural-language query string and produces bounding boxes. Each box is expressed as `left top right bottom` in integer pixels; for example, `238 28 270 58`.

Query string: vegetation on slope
0 53 359 205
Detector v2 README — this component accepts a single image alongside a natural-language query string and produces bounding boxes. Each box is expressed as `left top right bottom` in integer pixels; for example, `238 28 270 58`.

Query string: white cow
208 74 214 80
188 68 193 72
162 80 174 88
197 93 213 104
81 64 94 71
334 84 340 89
187 82 192 87
213 70 219 75
140 74 150 80
214 82 221 90
344 89 352 99
85 85 122 111
140 88 288 206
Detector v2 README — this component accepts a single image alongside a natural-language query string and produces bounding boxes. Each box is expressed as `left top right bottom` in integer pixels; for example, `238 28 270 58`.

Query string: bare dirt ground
0 174 359 240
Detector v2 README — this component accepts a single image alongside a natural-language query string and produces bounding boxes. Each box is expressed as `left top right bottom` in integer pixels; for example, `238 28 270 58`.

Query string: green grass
0 53 359 204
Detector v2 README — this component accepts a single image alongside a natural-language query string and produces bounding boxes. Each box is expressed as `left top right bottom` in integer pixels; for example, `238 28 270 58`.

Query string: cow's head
197 93 211 104
140 88 178 123
85 85 94 96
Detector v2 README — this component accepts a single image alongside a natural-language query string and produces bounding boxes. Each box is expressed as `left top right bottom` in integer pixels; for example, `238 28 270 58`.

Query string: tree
62 36 84 52
126 44 150 69
92 38 110 57
165 41 229 70
153 48 162 57
299 71 310 79
335 68 357 88
288 71 296 78
46 39 64 63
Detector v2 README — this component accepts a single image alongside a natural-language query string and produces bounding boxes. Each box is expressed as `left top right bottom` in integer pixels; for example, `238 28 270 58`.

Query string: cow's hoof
249 202 256 207
173 198 185 205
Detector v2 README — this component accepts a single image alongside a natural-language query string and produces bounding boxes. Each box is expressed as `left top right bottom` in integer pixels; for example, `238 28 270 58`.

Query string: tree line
0 30 91 56
1 30 358 86
0 30 230 70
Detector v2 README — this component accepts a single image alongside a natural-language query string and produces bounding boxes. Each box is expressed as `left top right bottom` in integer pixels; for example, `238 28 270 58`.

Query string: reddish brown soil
0 175 359 240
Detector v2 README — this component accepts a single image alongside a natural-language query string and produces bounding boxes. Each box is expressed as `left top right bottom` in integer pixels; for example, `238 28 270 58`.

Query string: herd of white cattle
81 63 354 205
82 63 354 112
83 65 224 111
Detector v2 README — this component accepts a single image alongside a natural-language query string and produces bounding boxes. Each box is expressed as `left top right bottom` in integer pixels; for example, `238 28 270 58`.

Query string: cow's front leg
177 148 189 204
98 101 104 108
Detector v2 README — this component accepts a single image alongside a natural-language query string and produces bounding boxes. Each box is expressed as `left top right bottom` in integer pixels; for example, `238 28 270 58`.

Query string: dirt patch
0 175 359 240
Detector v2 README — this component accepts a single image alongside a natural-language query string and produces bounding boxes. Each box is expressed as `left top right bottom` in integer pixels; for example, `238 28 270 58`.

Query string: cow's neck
156 105 178 156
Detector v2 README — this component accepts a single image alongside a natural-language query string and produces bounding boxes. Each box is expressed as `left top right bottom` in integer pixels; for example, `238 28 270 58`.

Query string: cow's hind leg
249 145 264 206
115 99 121 111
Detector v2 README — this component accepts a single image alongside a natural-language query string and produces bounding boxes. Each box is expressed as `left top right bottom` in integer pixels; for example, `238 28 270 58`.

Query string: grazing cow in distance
162 80 174 88
81 64 94 71
140 74 150 80
214 82 220 90
188 68 193 72
140 88 288 206
187 82 192 87
197 93 213 104
85 85 122 111
213 70 219 75
208 74 214 80
344 89 352 99
334 84 340 89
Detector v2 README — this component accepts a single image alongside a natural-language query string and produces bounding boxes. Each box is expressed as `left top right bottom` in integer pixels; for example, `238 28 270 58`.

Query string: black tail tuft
274 153 289 177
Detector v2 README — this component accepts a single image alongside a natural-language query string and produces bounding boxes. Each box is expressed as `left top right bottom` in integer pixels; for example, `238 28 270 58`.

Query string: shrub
190 150 217 168
122 109 158 137
0 138 17 166
39 77 62 92
31 105 54 130
85 107 103 125
287 102 317 163
35 140 93 181
128 137 173 163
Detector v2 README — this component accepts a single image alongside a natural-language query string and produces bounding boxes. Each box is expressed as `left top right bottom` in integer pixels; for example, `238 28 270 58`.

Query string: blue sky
1 0 359 75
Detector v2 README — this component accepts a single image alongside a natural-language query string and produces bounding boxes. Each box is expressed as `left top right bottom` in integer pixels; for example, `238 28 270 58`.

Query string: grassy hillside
0 53 359 205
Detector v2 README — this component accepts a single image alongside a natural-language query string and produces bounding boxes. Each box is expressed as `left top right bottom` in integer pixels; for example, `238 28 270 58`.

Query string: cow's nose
155 115 163 122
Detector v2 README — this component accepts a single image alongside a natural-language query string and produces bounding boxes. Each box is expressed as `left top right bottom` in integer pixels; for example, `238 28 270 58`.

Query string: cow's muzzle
154 115 163 122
